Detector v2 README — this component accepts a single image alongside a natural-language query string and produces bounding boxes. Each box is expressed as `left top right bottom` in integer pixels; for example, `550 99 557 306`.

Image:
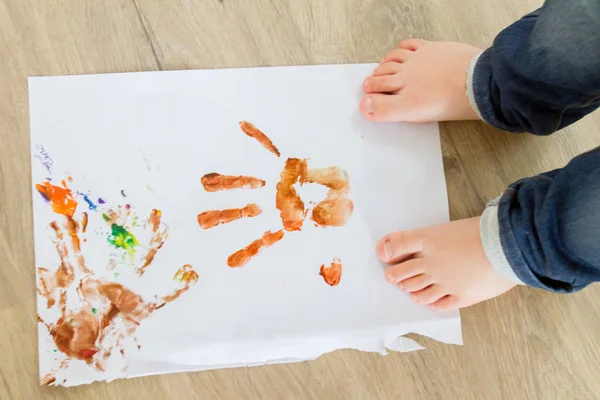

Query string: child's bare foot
377 217 516 310
361 39 482 123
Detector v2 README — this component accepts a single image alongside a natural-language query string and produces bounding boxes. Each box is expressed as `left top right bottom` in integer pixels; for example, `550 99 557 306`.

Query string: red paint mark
227 230 285 268
320 258 342 286
239 121 281 157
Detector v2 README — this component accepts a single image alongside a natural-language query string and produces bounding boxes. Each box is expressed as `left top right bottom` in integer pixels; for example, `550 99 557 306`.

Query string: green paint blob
113 272 120 279
53 349 57 353
91 308 97 314
102 213 110 222
107 223 138 259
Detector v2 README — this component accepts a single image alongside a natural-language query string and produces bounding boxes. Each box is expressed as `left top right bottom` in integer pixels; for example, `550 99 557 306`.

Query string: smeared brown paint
197 204 261 229
276 158 307 231
304 166 354 227
81 212 88 233
137 209 167 276
319 258 342 286
227 230 284 268
239 121 281 157
201 173 266 192
37 199 198 385
40 374 56 385
158 265 199 306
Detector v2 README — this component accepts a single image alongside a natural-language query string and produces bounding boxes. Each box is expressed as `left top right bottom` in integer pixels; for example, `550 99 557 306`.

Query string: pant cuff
466 51 484 120
480 197 525 285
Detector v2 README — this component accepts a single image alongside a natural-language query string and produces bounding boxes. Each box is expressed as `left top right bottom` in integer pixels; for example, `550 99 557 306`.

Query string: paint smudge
36 188 198 385
319 258 342 286
121 190 127 198
81 194 97 211
304 166 353 227
107 224 139 259
36 181 78 217
227 230 284 268
275 159 353 230
201 173 265 192
137 209 167 276
40 373 56 385
34 145 54 174
276 158 307 232
239 121 280 157
98 198 106 205
197 204 262 229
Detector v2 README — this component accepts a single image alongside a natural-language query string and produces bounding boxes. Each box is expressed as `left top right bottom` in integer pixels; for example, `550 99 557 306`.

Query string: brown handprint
197 121 353 286
35 181 198 386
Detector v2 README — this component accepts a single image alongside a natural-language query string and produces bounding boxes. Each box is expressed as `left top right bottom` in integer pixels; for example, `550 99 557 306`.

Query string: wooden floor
1 0 600 398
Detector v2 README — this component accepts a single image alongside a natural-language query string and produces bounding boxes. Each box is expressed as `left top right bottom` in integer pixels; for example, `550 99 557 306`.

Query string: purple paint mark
34 145 54 174
98 198 106 204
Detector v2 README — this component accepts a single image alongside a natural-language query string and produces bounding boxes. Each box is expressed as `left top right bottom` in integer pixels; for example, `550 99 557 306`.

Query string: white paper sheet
28 63 461 387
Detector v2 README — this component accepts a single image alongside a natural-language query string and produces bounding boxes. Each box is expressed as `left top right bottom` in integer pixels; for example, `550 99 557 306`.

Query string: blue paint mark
82 194 97 211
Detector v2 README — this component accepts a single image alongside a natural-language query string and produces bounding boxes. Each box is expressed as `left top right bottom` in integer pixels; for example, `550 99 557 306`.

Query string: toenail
385 271 395 283
365 97 373 114
363 79 370 89
397 283 405 291
384 239 392 261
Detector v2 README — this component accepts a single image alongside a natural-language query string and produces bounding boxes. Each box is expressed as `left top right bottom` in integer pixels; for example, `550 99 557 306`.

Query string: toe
430 295 460 311
360 94 409 122
397 38 427 51
384 258 424 284
363 75 403 93
410 284 447 304
371 62 402 76
381 48 413 64
398 274 433 292
376 230 424 263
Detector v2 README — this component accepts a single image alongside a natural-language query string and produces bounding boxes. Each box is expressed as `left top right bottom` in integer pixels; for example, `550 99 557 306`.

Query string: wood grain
2 0 600 398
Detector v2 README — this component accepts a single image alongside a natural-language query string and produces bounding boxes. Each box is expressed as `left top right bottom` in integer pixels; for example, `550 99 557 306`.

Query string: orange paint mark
81 213 88 233
201 173 266 192
239 121 281 157
304 166 354 227
159 265 199 306
138 209 166 276
320 258 342 286
36 181 78 217
276 158 307 231
197 204 262 229
227 230 285 268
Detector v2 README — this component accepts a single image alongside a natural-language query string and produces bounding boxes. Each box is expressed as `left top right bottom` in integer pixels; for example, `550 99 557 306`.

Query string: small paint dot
53 349 57 353
121 190 127 197
113 272 120 279
92 308 97 314
98 198 106 204
102 213 110 222
125 204 131 209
